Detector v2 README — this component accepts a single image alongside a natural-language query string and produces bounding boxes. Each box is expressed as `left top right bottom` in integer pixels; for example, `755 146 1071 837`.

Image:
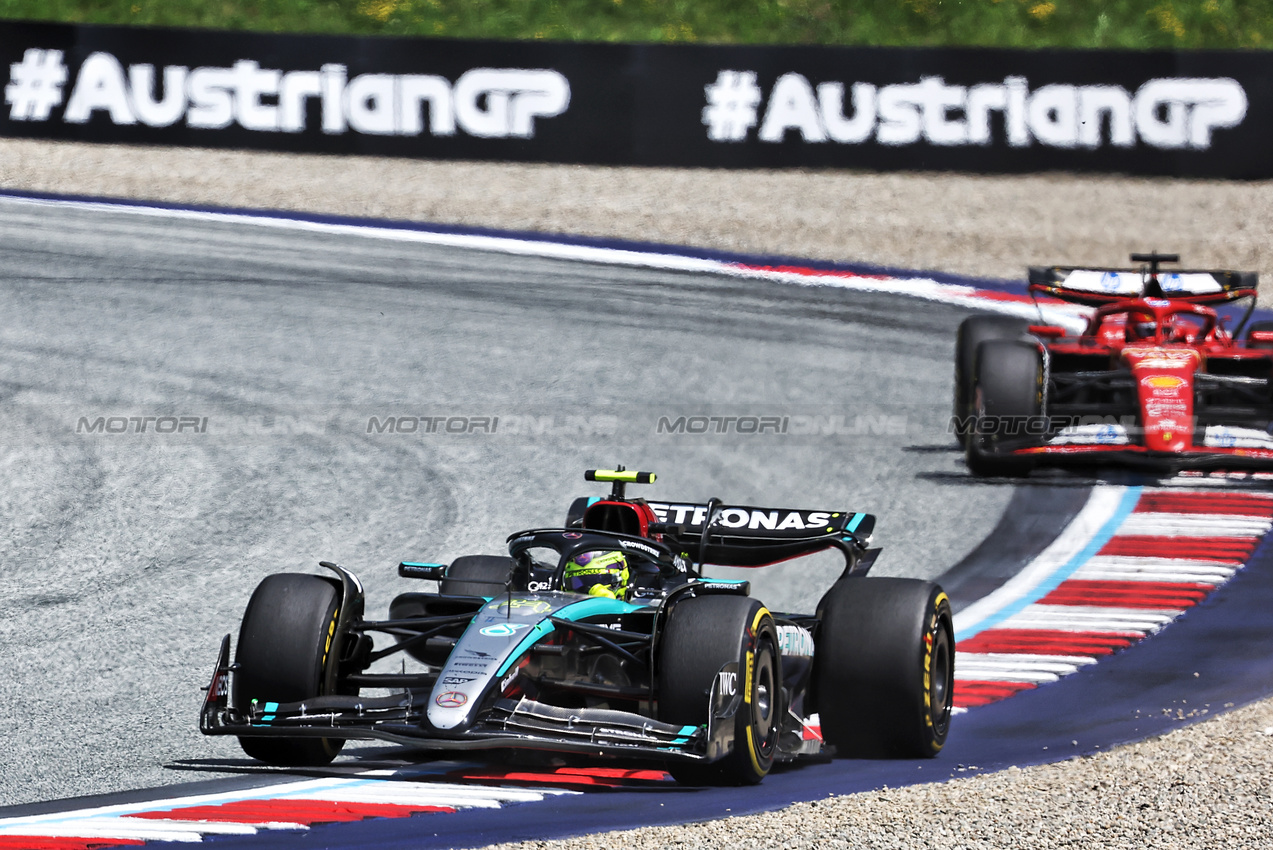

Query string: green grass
0 0 1269 48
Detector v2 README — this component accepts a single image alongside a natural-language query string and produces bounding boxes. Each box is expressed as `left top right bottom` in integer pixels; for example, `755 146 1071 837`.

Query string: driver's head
562 550 629 599
1126 315 1157 341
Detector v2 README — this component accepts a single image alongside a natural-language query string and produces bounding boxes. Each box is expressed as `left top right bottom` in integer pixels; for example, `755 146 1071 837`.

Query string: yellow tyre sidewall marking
320 606 340 756
745 607 772 777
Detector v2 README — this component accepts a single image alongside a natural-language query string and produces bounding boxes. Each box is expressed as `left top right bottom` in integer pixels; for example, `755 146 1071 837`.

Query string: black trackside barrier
0 18 1270 177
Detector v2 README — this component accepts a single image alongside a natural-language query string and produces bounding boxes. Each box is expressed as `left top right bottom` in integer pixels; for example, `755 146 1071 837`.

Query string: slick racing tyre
440 555 515 597
657 596 781 786
955 315 1029 448
233 573 349 766
814 578 953 759
966 338 1043 478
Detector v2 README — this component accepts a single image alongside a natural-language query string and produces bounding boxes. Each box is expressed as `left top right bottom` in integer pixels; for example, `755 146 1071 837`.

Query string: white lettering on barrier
710 71 1247 151
22 49 569 139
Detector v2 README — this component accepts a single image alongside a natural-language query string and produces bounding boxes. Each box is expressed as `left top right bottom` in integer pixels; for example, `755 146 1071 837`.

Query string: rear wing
1028 265 1258 307
646 500 875 569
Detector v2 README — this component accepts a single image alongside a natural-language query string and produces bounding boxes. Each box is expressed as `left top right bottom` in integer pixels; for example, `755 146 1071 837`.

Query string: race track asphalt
0 197 1013 807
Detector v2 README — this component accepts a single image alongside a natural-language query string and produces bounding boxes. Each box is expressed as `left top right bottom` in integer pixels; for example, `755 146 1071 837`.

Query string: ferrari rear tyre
966 338 1043 477
814 578 953 758
440 555 515 596
233 573 347 766
955 315 1028 448
657 596 781 786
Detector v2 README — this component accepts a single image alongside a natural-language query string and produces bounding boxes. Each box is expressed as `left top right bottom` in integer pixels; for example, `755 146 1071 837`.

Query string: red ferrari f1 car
955 252 1273 476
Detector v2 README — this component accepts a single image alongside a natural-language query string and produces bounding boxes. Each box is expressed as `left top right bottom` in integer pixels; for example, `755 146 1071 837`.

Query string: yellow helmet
562 550 629 599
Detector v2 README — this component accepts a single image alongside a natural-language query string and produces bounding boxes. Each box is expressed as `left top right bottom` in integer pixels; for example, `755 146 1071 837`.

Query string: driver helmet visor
563 550 628 594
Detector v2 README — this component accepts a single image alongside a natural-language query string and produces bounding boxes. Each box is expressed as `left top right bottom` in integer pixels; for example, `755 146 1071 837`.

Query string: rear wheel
966 338 1043 477
955 315 1028 448
814 578 953 758
440 555 515 596
657 595 780 785
234 573 347 766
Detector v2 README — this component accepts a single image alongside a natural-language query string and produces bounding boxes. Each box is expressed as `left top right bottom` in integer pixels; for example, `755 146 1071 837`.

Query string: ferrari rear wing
1028 265 1258 307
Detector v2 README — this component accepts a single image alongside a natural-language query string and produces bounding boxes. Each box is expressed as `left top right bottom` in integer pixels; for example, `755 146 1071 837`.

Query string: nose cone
1123 347 1198 453
1144 421 1190 452
426 596 559 731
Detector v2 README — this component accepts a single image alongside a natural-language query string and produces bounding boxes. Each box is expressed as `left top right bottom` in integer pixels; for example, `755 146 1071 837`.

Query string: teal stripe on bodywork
669 724 699 745
846 512 865 532
260 701 279 723
494 619 557 677
494 596 641 676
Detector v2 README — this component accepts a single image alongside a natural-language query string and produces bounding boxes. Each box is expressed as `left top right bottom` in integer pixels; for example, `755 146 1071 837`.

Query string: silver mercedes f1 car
200 469 953 785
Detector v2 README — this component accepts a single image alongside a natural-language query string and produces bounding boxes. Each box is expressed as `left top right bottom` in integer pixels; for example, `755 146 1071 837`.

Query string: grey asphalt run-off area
0 197 1012 807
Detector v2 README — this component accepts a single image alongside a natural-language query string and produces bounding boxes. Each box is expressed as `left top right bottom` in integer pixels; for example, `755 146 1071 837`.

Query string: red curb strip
954 488 1273 709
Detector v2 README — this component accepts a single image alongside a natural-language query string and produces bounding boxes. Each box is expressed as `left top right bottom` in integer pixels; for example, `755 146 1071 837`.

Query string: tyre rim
930 627 953 734
753 642 778 757
756 670 772 726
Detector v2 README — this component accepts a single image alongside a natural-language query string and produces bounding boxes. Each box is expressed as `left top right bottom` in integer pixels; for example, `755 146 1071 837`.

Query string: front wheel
955 314 1029 448
233 573 349 766
814 578 953 758
657 595 781 785
966 338 1043 478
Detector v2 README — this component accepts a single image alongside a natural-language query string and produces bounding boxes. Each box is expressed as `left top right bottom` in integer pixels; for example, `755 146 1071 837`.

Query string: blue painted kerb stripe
955 486 1143 642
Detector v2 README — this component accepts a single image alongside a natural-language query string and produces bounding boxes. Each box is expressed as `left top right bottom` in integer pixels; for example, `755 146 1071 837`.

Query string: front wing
983 441 1273 472
200 636 741 764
